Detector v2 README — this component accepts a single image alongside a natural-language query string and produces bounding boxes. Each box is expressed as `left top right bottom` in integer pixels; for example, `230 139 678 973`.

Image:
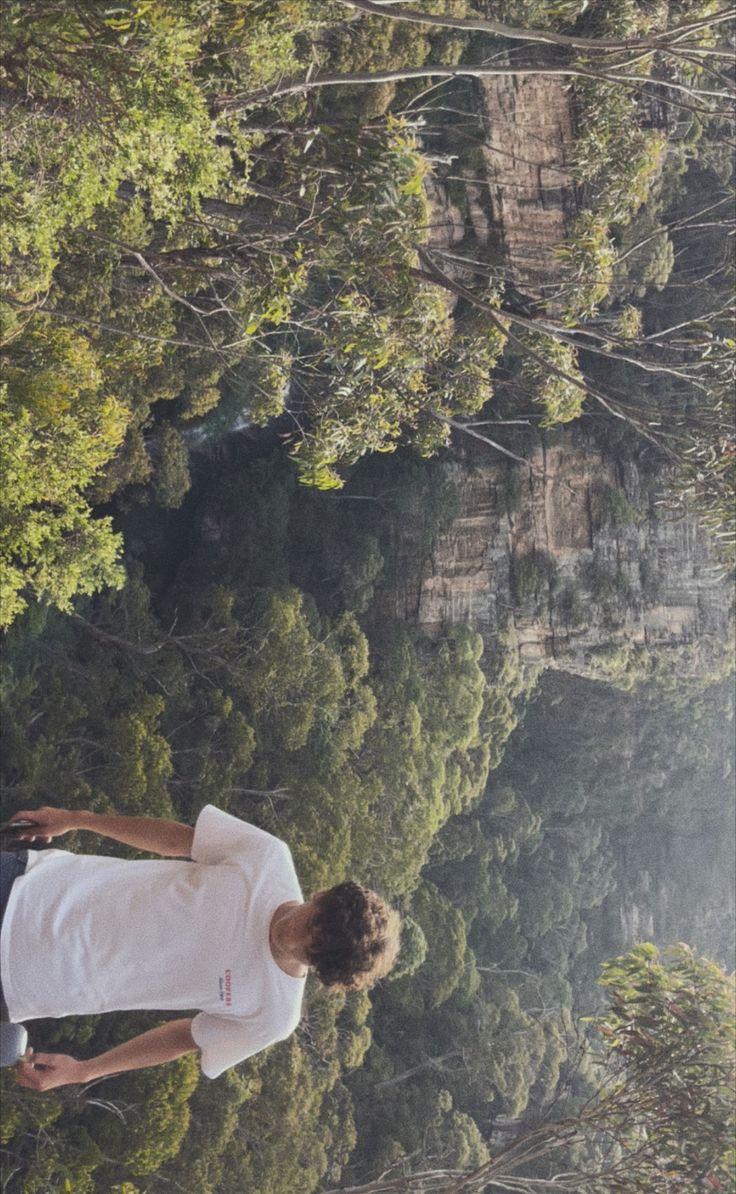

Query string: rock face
479 75 578 302
407 69 732 676
424 175 467 252
382 435 733 678
421 68 578 304
407 73 732 676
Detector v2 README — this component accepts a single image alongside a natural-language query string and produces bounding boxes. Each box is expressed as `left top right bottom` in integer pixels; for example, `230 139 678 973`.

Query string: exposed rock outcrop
409 74 731 679
421 70 578 305
381 435 733 680
479 74 578 302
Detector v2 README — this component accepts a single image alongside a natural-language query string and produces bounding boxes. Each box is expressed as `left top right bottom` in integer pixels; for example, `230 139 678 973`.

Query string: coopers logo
218 970 233 1007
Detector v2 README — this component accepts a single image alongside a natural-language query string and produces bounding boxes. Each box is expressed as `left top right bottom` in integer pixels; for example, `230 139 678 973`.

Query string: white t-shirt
0 805 306 1078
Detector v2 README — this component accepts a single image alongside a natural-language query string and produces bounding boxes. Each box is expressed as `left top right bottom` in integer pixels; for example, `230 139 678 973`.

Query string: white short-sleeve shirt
0 805 306 1077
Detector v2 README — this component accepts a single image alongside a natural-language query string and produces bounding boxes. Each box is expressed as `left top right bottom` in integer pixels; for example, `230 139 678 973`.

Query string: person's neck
269 902 310 978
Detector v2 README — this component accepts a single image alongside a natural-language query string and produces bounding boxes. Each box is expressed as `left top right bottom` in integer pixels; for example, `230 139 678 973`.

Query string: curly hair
307 881 401 990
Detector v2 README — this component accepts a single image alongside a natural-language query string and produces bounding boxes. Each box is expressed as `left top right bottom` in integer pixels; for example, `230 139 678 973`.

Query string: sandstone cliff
422 69 578 306
479 74 578 302
380 435 732 680
411 74 732 678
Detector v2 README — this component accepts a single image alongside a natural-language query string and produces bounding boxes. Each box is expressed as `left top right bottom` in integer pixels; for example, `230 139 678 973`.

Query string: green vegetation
510 549 558 610
323 942 736 1193
337 668 735 1190
2 0 733 624
0 446 534 1194
0 1 733 1190
591 483 637 530
6 513 726 1194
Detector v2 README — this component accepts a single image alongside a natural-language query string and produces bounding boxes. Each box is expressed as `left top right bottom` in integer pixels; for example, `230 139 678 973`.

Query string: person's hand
6 806 80 844
15 1048 87 1091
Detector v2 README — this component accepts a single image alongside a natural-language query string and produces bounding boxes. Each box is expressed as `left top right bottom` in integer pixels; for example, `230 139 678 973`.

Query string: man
0 804 400 1092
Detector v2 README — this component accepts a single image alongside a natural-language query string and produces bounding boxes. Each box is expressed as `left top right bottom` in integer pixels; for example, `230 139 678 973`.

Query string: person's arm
15 1018 199 1092
7 806 195 858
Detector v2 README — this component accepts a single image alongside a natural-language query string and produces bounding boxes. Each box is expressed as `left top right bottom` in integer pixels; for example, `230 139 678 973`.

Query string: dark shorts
0 850 28 1016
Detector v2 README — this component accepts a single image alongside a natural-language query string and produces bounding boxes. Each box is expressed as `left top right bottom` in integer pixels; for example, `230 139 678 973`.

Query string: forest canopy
1 0 734 624
0 2 734 1193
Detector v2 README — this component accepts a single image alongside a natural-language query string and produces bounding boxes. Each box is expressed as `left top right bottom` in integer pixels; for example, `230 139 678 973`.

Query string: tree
252 4 735 109
321 944 735 1192
3 0 733 632
339 0 734 64
0 321 126 624
388 916 428 982
89 1053 199 1178
392 881 473 1012
411 238 736 565
150 425 191 509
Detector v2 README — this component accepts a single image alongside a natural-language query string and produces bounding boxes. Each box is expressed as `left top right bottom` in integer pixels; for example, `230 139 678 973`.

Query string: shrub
591 483 638 530
557 212 617 322
152 425 191 509
517 333 586 425
510 549 558 608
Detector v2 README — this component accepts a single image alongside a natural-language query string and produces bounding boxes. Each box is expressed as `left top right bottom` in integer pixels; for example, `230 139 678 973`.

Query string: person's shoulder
270 835 294 866
268 837 302 891
192 805 289 865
